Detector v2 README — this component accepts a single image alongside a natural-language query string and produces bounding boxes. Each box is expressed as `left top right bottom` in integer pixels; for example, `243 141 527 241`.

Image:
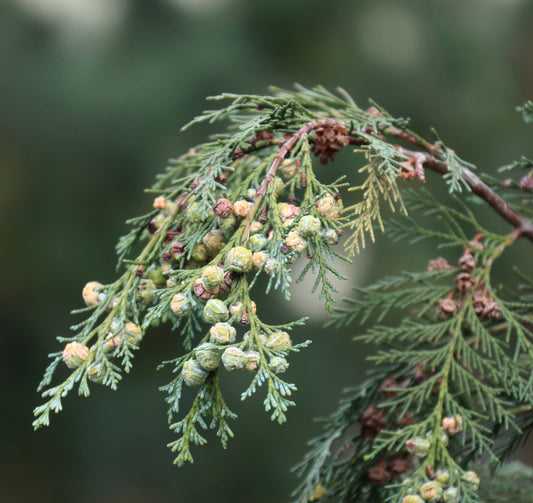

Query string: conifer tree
34 86 533 503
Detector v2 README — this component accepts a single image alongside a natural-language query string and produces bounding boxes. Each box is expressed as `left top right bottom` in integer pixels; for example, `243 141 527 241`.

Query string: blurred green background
1 1 532 502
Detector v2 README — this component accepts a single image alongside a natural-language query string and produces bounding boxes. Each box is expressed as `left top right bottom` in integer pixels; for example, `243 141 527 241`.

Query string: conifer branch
243 118 344 242
405 148 533 242
383 129 533 242
32 86 533 503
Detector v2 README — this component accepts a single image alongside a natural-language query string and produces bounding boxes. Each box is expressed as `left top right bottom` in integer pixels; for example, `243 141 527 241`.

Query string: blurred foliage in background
1 1 532 502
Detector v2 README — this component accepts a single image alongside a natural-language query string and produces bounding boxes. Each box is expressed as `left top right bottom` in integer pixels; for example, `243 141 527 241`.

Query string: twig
241 117 533 243
242 119 340 241
400 147 533 242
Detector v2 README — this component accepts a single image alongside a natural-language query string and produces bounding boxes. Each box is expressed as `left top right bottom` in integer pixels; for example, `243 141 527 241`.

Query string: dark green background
1 1 532 502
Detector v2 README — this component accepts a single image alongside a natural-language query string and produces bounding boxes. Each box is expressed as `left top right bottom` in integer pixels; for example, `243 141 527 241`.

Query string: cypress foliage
34 86 533 502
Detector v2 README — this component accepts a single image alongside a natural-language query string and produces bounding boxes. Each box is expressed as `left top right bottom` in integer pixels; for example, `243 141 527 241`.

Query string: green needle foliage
34 86 533 503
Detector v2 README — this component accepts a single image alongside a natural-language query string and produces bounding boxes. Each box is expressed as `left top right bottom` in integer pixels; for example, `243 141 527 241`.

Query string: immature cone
315 196 335 216
221 346 248 371
244 351 260 372
426 429 449 447
277 202 300 221
264 258 277 275
186 201 208 223
249 220 263 233
152 214 165 230
201 265 224 290
193 278 219 300
285 230 307 253
310 484 327 501
269 356 289 374
145 264 165 286
104 333 122 352
63 342 89 369
209 322 236 345
182 359 209 386
462 471 480 490
442 414 462 435
82 281 103 306
191 243 208 262
442 487 459 503
297 215 321 237
401 497 424 503
229 301 257 324
326 198 343 219
322 228 339 245
170 293 191 317
226 246 253 273
405 437 430 456
153 196 166 210
104 322 143 348
218 214 237 231
269 176 284 196
87 363 104 384
266 331 292 350
252 251 268 269
316 194 343 219
248 234 267 251
280 159 299 180
124 322 143 345
435 469 450 485
103 318 121 351
195 343 222 371
138 279 156 304
233 199 251 217
203 299 229 324
161 200 177 217
419 481 443 502
202 229 225 253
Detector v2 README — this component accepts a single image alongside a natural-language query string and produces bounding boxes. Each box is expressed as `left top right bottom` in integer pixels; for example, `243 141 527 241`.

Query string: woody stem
242 119 341 242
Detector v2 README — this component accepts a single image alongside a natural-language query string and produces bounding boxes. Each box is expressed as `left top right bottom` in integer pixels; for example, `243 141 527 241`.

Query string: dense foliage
34 86 533 503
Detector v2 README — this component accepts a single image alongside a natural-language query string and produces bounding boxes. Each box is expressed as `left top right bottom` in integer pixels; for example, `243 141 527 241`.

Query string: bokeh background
1 1 533 502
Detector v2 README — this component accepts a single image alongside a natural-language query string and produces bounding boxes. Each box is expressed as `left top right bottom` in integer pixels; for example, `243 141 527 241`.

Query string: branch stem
242 119 339 242
242 116 533 243
407 149 533 242
384 126 533 243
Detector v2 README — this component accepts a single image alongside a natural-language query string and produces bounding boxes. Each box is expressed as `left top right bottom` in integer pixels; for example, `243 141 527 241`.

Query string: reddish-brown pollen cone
213 198 234 218
368 460 390 486
361 405 387 437
311 122 350 164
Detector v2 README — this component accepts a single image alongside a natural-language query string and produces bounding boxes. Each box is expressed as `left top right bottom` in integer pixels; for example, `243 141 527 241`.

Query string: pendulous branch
398 146 533 243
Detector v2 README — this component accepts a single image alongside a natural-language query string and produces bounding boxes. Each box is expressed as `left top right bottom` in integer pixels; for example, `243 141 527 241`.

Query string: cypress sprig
37 86 389 460
33 86 533 502
295 187 533 502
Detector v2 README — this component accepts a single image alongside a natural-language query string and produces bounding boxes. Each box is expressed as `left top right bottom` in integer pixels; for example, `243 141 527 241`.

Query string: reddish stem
243 118 533 244
242 119 340 241
414 151 533 242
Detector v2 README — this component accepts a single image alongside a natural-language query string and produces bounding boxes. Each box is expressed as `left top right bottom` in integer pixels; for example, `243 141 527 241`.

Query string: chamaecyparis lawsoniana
34 86 533 503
